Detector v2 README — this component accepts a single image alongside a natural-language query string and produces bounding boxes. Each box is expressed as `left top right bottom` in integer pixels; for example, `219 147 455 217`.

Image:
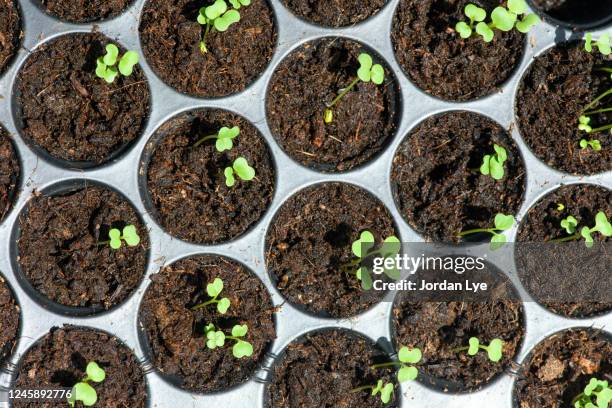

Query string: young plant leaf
206 330 225 349
118 51 139 76
490 233 507 251
232 157 255 181
216 126 240 152
560 216 578 234
487 339 503 362
360 267 373 290
103 44 119 66
398 366 418 382
214 9 241 32
224 167 236 187
491 7 517 31
122 225 140 247
207 278 223 298
109 229 122 250
357 53 373 82
233 340 254 358
476 22 494 42
494 213 515 231
217 298 231 314
370 64 385 85
468 337 480 356
72 382 97 407
456 22 473 39
581 226 594 248
594 211 612 236
465 4 486 21
380 383 394 404
352 230 375 257
231 324 248 337
398 346 422 364
205 0 227 19
507 0 528 14
516 14 540 33
86 362 106 383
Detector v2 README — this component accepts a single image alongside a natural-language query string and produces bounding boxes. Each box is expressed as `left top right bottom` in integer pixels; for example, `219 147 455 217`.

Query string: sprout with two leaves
98 225 141 250
197 0 251 54
454 337 504 362
194 126 240 151
95 44 139 84
67 361 106 407
224 157 255 187
573 378 612 408
192 277 231 314
324 53 385 124
458 213 515 250
204 323 254 358
455 0 540 43
341 230 401 290
480 144 508 180
551 211 612 248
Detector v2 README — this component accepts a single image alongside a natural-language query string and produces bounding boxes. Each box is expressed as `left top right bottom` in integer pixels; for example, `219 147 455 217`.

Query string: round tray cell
279 0 387 27
0 125 20 224
392 0 525 102
139 0 276 98
391 111 526 243
392 261 525 392
529 0 612 29
265 329 400 408
138 255 276 393
0 274 19 367
516 184 611 318
516 41 612 175
265 182 398 318
13 32 151 168
36 0 135 23
266 37 400 172
0 0 21 75
142 108 275 245
514 328 612 407
13 181 149 315
13 326 148 408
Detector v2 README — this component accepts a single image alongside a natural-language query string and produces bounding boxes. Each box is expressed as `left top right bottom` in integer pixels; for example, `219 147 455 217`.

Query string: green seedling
370 346 422 383
95 44 139 84
192 277 231 314
573 378 612 408
98 225 140 250
458 213 515 250
351 380 394 404
224 157 255 187
480 144 508 180
341 230 401 290
551 211 612 248
193 126 240 151
67 361 106 407
577 36 612 137
455 337 504 362
557 203 566 211
204 323 254 358
580 139 602 151
455 0 539 43
197 0 250 53
324 53 385 124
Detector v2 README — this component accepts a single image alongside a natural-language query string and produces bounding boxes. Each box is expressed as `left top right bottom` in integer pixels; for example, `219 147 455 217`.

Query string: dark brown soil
38 0 134 23
392 0 525 101
514 329 611 408
265 329 399 408
393 288 525 391
16 185 148 311
265 182 397 318
516 184 611 318
0 126 20 223
517 41 612 175
0 275 19 366
144 109 275 244
13 326 147 408
266 37 399 172
139 0 276 97
0 0 21 75
15 32 150 166
280 0 386 27
139 255 275 393
391 111 526 243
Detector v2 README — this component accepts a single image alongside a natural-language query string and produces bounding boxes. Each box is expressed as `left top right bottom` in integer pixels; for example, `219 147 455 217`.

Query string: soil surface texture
530 0 612 28
265 329 399 408
0 276 19 366
38 0 134 23
145 109 275 244
514 329 611 408
265 182 397 318
516 184 611 318
14 326 147 408
280 0 386 27
0 126 20 223
392 264 525 391
139 255 275 393
17 185 148 311
266 37 399 172
392 0 525 101
0 0 21 75
15 33 150 166
517 41 612 175
139 0 276 97
391 111 526 243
